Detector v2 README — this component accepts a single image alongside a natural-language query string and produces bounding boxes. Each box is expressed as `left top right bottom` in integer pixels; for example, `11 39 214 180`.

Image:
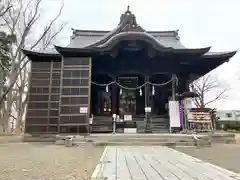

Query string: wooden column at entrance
144 76 152 133
111 78 117 114
171 74 177 101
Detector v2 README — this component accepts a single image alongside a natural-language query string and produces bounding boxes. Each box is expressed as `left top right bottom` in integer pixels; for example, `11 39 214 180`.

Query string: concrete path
92 146 240 180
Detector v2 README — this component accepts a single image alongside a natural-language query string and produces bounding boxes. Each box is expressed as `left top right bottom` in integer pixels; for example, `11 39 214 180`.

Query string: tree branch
30 0 64 50
190 72 229 108
0 0 12 17
204 89 228 106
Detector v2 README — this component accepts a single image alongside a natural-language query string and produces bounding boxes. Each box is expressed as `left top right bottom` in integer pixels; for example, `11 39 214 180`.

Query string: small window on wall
225 113 232 118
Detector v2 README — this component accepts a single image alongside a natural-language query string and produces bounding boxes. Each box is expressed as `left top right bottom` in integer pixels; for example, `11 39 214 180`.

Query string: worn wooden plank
123 147 150 180
148 146 202 180
116 147 132 180
140 148 181 180
151 146 211 180
158 147 217 180
160 146 239 180
102 146 117 180
126 147 164 180
99 146 240 180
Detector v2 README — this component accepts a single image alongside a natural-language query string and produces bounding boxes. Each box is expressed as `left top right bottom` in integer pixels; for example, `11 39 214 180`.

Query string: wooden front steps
84 134 211 147
90 116 113 133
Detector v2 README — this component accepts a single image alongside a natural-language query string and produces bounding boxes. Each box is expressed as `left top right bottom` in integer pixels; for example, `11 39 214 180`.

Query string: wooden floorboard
97 146 240 180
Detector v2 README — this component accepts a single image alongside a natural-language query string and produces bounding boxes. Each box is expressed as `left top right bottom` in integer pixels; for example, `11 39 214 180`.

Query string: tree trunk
2 68 17 133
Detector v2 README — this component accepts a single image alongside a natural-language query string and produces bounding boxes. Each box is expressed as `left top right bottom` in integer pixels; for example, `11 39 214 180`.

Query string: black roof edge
203 50 238 59
54 44 212 57
54 45 95 53
174 47 211 55
21 49 61 57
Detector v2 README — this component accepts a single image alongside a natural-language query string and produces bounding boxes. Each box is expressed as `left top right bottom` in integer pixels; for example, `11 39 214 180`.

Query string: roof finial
127 5 130 11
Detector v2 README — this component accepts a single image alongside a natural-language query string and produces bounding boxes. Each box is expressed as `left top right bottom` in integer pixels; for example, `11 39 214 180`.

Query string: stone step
86 135 198 142
91 128 113 133
151 126 168 129
106 137 195 143
151 128 169 130
152 130 170 133
92 141 197 147
94 117 112 120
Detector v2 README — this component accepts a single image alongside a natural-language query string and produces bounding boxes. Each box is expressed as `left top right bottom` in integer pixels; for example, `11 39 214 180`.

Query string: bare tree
190 73 229 108
0 0 11 18
39 23 67 50
0 0 66 132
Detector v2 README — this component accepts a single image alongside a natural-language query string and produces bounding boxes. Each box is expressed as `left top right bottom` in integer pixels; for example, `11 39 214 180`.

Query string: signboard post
112 114 116 134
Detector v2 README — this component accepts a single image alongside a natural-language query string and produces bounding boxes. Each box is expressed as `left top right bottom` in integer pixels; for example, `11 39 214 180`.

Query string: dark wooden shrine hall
22 6 236 134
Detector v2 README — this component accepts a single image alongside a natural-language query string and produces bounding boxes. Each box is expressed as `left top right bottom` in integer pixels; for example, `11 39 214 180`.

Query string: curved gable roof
68 29 186 49
68 6 185 50
22 6 237 64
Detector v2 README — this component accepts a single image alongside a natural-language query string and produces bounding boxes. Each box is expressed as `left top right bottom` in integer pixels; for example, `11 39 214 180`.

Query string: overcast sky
44 0 240 110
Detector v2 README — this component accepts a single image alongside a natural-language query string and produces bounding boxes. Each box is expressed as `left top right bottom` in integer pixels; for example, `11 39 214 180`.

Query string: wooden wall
59 57 91 133
25 57 91 134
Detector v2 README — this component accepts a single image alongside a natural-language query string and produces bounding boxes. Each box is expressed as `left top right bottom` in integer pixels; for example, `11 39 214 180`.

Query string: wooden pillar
111 78 117 114
186 78 191 92
178 75 188 94
144 76 149 111
144 76 152 133
171 74 177 100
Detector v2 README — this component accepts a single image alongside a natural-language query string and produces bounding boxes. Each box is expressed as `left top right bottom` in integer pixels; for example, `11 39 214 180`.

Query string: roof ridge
71 28 180 41
72 28 179 34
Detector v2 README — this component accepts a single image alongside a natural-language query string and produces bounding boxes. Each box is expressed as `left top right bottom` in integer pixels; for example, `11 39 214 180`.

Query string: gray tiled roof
23 6 236 60
67 29 186 49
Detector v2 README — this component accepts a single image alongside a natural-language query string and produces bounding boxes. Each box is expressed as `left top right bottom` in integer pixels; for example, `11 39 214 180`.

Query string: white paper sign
124 128 137 133
144 107 151 113
124 115 132 121
89 117 93 124
183 98 192 110
79 107 88 114
169 101 181 128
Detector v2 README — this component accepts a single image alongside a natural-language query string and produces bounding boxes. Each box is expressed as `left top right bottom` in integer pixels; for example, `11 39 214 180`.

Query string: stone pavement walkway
92 146 240 180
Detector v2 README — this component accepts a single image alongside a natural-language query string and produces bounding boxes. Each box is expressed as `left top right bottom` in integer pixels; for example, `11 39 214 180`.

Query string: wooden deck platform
92 146 240 180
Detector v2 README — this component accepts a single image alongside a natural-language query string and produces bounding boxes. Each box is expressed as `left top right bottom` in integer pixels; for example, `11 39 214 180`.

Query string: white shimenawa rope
91 76 178 90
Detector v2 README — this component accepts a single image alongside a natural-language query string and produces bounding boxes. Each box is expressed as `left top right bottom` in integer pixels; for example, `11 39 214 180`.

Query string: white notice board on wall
169 101 181 128
79 107 88 114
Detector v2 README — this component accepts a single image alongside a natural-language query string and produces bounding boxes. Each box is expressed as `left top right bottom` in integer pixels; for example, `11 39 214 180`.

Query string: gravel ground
0 143 104 180
175 143 240 173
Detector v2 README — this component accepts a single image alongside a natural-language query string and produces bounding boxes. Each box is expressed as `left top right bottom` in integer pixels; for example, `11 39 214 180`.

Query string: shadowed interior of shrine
89 47 178 133
91 74 173 117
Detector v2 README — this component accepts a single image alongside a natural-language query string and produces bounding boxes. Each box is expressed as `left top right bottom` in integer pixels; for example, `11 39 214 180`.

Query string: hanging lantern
139 88 142 96
120 88 122 95
152 85 155 96
106 85 108 92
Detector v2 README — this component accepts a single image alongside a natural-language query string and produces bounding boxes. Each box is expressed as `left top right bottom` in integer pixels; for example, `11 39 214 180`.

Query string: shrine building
22 7 237 134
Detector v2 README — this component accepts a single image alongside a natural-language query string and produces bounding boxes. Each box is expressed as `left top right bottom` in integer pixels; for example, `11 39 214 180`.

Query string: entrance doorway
118 76 138 115
91 74 113 116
